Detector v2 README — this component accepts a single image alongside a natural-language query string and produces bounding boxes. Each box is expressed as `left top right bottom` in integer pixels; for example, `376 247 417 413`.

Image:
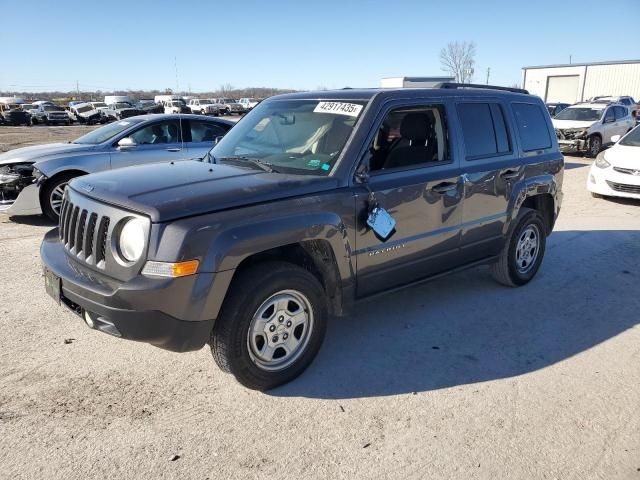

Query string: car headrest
400 112 434 141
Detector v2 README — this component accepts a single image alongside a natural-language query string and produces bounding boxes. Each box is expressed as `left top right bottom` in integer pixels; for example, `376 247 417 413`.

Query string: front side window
369 105 448 171
457 103 511 159
512 103 552 151
129 121 181 145
604 108 615 122
211 99 366 175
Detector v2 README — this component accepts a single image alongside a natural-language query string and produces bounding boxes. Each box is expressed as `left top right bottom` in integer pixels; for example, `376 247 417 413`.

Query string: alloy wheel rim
247 289 314 372
50 182 68 216
515 224 540 274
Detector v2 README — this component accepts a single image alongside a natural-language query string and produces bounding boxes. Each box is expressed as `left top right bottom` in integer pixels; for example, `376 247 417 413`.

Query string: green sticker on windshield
307 159 321 167
321 163 330 171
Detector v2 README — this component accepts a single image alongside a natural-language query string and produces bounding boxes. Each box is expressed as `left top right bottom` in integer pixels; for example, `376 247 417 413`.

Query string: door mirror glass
610 134 621 143
117 137 137 148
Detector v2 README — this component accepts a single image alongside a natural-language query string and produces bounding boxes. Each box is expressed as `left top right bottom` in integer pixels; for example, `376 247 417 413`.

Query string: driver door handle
500 168 520 179
166 147 181 152
431 181 458 194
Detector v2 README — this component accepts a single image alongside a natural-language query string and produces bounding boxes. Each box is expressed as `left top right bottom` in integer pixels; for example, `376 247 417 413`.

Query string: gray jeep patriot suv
41 84 563 390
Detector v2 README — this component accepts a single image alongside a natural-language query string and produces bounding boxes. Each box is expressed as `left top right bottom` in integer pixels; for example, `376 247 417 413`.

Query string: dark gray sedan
0 114 234 220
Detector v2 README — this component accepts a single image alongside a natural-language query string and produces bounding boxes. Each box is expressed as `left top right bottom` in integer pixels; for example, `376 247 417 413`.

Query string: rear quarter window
511 103 551 152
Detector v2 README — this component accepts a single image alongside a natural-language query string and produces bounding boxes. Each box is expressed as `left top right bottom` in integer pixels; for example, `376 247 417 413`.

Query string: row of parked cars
0 96 262 127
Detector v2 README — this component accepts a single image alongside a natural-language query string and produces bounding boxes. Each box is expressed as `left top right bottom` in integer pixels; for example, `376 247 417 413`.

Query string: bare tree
219 83 235 94
439 41 476 83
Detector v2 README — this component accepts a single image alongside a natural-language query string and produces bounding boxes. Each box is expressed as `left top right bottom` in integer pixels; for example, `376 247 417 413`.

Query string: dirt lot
1 127 639 479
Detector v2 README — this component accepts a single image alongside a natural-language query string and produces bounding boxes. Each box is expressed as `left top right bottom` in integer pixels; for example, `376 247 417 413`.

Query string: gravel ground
0 128 639 479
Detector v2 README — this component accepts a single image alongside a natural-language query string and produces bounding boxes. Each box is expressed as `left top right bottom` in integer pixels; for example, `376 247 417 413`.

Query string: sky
1 0 639 93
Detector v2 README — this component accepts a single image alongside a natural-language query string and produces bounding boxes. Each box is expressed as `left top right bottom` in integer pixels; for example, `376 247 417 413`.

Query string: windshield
555 107 604 121
223 98 235 103
113 102 132 109
44 106 64 111
210 99 366 175
76 105 93 113
620 126 640 147
92 102 107 108
73 119 145 144
171 101 184 106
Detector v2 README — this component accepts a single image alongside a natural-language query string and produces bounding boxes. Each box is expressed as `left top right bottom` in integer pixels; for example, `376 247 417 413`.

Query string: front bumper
558 139 586 152
40 228 227 352
587 164 640 199
0 184 42 216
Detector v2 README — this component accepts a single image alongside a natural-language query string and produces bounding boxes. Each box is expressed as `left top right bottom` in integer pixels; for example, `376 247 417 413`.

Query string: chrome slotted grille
58 196 110 268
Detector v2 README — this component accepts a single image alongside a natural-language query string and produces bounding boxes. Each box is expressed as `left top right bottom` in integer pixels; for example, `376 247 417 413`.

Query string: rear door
456 100 554 263
109 119 186 169
354 99 464 297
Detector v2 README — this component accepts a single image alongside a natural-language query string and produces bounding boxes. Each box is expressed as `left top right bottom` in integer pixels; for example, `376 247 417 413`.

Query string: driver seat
384 112 436 169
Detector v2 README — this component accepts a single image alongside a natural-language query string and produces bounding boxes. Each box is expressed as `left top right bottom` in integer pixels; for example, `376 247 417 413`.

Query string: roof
275 86 531 102
523 59 640 70
564 103 607 109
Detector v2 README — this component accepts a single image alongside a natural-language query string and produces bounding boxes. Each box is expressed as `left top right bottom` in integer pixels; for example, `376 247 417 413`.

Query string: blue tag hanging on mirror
366 206 396 241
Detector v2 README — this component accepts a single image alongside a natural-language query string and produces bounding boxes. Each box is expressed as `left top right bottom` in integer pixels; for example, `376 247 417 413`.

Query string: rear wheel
490 208 546 287
210 262 328 390
41 172 82 222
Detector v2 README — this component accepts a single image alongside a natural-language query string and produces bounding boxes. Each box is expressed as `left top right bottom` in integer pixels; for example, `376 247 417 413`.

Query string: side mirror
117 137 137 149
355 157 370 184
214 135 224 145
610 135 621 143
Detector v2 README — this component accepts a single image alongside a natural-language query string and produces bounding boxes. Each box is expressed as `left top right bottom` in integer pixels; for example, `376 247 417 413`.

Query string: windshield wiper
219 155 279 173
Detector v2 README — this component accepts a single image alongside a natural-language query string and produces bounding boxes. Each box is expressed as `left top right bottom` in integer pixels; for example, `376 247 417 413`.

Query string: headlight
575 129 588 139
117 218 146 262
594 152 610 169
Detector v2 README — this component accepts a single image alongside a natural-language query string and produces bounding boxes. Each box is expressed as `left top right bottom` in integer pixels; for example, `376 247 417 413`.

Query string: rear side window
457 103 511 160
511 103 551 151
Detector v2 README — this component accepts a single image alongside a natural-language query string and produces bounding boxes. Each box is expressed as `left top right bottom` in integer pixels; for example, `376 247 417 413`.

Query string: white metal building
522 59 640 104
381 76 454 88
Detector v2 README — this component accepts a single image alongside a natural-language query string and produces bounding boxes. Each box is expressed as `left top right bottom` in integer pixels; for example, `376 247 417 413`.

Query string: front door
354 102 463 297
109 119 186 169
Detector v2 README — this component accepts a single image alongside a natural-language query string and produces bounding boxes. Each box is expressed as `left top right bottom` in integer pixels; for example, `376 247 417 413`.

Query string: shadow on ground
271 229 640 399
4 215 55 227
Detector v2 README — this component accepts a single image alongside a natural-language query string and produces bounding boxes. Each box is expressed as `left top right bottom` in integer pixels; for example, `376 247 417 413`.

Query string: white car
552 103 635 157
587 126 640 200
238 97 260 111
187 98 223 115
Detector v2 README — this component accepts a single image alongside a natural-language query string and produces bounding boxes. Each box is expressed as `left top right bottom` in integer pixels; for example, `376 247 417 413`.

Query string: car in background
187 98 223 115
587 125 640 200
136 100 164 114
68 101 86 108
0 103 32 126
0 114 234 220
238 98 260 111
163 99 190 114
546 102 570 117
104 101 145 121
552 102 636 157
70 103 104 124
32 104 71 125
215 98 244 115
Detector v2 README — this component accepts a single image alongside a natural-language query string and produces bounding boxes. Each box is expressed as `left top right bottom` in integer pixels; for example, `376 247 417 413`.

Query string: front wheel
490 208 547 287
586 135 602 158
41 172 81 222
210 262 327 390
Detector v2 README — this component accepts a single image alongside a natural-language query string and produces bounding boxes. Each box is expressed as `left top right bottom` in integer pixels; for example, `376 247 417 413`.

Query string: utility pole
486 67 490 85
174 56 179 93
76 80 79 98
569 54 572 64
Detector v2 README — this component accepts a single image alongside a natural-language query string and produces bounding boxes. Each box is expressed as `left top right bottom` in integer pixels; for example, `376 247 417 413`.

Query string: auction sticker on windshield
314 102 363 117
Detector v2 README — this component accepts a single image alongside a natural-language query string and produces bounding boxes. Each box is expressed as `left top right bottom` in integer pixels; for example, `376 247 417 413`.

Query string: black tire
490 208 547 287
210 261 328 390
586 135 602 158
41 172 81 222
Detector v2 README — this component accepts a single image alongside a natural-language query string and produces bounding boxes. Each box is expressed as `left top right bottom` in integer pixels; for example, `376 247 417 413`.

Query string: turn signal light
142 260 199 278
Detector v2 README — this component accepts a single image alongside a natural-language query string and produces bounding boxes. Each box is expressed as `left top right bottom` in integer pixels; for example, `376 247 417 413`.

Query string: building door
545 75 580 104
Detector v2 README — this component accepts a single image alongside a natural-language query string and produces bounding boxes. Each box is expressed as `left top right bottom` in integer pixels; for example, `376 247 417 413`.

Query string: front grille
606 181 640 194
59 196 110 267
613 167 640 176
556 129 584 140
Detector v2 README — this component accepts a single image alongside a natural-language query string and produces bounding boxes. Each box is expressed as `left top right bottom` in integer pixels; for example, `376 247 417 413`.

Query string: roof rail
434 82 529 95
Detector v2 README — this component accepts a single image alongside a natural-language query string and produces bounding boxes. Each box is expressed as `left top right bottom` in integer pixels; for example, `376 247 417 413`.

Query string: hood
604 144 640 169
76 109 100 118
70 160 339 222
552 119 596 129
0 142 93 165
